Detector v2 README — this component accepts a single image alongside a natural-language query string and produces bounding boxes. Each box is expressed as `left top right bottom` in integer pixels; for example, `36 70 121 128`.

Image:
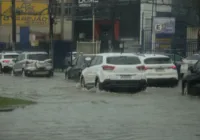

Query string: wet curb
0 107 16 112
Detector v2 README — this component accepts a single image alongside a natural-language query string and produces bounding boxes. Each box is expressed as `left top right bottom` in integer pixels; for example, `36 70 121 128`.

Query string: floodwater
0 73 200 140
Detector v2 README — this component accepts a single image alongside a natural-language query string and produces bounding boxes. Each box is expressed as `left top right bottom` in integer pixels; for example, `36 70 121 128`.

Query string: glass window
186 55 200 60
144 57 172 64
106 56 141 65
27 54 49 61
4 54 19 59
90 56 98 66
167 54 183 61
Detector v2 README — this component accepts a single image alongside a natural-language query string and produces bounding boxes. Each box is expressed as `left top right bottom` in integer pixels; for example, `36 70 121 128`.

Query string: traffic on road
1 51 200 140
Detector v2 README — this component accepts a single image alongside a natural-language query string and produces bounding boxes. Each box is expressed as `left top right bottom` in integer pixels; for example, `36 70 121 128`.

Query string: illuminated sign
1 1 49 26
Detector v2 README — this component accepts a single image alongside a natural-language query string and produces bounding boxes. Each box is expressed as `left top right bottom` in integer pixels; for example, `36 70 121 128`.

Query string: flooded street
1 73 200 140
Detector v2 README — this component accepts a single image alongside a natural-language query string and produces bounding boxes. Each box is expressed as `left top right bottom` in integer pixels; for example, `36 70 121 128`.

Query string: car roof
96 53 138 57
22 51 48 55
1 52 19 55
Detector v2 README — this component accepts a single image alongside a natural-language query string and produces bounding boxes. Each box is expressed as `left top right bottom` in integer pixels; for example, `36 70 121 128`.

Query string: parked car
0 51 19 73
182 60 200 95
165 53 184 79
65 54 95 81
138 54 178 87
12 51 53 77
180 54 200 78
80 53 147 92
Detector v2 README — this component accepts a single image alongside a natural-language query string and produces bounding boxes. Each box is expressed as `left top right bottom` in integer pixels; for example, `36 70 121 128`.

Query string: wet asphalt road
0 73 200 140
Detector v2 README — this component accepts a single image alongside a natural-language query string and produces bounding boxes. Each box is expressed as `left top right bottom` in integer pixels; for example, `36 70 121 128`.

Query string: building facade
0 0 73 46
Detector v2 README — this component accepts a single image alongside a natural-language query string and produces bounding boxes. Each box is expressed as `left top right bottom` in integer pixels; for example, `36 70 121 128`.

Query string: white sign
78 0 98 7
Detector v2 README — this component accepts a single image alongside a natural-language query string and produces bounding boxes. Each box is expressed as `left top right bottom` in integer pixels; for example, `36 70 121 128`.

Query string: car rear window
4 55 18 59
106 56 141 65
144 57 172 64
186 55 200 60
28 54 49 61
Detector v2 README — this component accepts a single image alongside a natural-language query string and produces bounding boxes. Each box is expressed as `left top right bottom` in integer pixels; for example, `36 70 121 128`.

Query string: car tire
95 78 103 92
22 69 28 77
80 76 86 88
47 71 53 77
65 72 69 80
0 64 2 73
12 69 17 76
182 82 189 96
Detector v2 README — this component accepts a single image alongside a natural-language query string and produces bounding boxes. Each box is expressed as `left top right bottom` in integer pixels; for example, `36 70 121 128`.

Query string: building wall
0 0 73 43
140 0 172 45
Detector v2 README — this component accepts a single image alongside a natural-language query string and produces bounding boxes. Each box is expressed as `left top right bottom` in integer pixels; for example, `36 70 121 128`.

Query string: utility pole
92 1 95 48
61 0 65 40
151 0 155 52
11 0 16 51
49 0 54 68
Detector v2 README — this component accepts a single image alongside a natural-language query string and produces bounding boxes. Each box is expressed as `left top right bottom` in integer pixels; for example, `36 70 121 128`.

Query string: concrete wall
140 0 172 45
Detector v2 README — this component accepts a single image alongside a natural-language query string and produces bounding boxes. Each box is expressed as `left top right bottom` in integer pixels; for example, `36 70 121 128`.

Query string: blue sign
153 17 175 34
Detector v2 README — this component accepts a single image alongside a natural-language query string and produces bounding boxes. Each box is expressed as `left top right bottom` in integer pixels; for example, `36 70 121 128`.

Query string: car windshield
76 55 95 66
106 56 141 65
186 55 200 60
28 54 49 61
144 57 172 64
166 54 183 61
4 54 19 59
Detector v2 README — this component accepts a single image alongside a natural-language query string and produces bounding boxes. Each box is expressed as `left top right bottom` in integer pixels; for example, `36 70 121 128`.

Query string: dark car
165 53 184 79
182 60 200 96
65 54 95 81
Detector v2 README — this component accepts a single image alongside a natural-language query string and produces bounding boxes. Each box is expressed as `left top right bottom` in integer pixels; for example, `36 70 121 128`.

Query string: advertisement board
1 1 49 26
153 17 175 34
78 0 98 7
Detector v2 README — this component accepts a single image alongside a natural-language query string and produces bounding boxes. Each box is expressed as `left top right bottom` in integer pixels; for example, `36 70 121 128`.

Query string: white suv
0 51 19 73
80 53 147 91
13 51 53 77
138 54 178 86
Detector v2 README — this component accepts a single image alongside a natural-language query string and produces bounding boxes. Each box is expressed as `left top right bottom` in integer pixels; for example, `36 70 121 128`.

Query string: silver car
13 51 53 77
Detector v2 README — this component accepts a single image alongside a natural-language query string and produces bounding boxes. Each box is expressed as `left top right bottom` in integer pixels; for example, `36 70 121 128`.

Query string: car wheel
0 64 2 73
65 72 69 80
12 69 17 76
95 78 103 92
22 70 28 77
80 76 86 88
47 71 53 77
182 83 189 96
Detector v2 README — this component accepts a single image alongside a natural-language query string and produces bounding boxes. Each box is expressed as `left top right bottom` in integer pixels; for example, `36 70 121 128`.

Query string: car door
69 57 82 79
187 61 200 91
13 54 23 72
18 54 26 71
83 56 98 84
85 56 103 84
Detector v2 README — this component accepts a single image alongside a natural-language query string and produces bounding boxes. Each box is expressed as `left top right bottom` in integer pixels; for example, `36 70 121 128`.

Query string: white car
80 53 147 91
13 51 53 77
0 51 19 73
180 54 200 78
138 54 178 86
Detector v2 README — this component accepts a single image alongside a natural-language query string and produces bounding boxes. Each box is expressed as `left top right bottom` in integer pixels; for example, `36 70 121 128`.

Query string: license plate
120 75 131 79
35 71 48 75
156 68 164 72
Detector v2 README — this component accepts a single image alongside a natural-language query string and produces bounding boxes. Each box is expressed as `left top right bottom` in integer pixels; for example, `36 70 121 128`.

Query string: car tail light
3 60 10 63
137 65 147 71
102 65 115 71
169 65 176 69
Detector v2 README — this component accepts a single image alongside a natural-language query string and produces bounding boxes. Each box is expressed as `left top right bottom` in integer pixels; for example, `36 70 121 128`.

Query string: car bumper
25 68 53 76
2 65 13 70
147 78 178 86
101 79 147 89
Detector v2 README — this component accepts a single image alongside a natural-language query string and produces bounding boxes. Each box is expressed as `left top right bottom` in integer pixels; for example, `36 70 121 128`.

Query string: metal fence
141 29 199 57
76 41 101 54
